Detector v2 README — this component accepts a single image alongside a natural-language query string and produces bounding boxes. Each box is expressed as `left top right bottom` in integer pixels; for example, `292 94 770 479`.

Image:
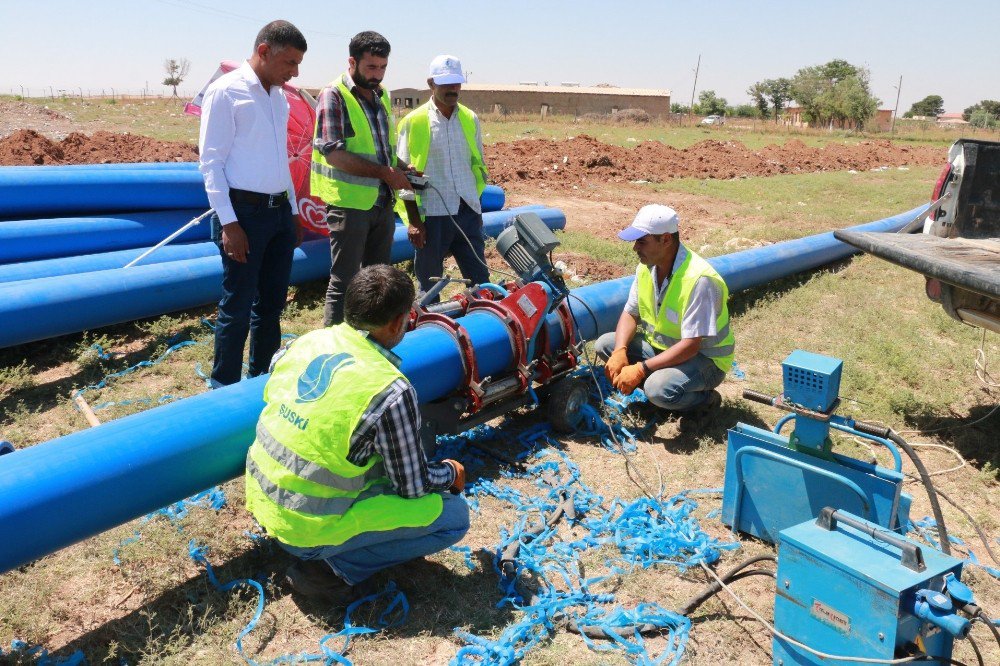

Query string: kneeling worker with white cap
596 205 735 415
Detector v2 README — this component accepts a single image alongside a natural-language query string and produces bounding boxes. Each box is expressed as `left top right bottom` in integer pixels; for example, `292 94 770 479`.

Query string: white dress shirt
624 244 722 338
198 61 298 225
397 103 484 216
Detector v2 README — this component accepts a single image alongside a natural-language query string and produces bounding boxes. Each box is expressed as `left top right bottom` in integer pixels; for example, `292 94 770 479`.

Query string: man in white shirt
396 55 490 298
199 20 306 387
596 205 735 416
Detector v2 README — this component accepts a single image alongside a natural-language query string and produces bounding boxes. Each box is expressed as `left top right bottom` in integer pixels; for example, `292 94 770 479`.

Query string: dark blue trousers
414 199 490 297
211 199 297 387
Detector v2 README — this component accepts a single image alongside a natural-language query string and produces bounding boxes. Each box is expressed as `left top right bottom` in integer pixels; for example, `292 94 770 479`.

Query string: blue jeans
415 199 490 298
211 199 296 387
595 331 725 411
279 492 470 585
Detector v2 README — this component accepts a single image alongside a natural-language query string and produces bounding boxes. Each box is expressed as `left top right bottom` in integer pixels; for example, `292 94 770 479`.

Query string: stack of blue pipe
0 163 554 349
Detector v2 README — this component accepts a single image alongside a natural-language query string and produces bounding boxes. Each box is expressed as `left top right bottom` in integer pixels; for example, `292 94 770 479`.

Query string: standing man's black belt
229 188 289 208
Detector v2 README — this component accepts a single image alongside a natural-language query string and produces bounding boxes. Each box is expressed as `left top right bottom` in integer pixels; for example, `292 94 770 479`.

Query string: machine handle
851 420 891 439
816 507 926 572
742 389 776 406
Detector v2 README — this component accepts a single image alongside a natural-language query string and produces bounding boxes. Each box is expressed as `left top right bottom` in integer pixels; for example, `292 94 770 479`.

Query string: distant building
785 107 894 131
389 83 671 118
936 112 969 126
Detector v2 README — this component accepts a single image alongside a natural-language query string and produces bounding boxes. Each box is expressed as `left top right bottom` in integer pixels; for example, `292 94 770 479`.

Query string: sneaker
285 559 355 603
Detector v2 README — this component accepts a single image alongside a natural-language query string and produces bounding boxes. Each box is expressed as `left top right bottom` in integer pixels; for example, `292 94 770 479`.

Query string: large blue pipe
0 170 209 218
0 207 566 349
0 206 926 573
0 210 209 263
0 162 199 171
0 204 544 284
0 187 507 264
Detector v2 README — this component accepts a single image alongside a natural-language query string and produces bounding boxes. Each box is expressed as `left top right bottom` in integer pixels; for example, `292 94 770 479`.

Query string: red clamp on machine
413 213 590 439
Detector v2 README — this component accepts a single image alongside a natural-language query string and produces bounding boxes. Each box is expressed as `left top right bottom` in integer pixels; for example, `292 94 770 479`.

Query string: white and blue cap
617 204 680 241
429 54 466 85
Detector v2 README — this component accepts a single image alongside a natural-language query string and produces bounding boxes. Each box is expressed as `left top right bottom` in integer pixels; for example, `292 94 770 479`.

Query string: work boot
678 390 722 431
285 559 355 604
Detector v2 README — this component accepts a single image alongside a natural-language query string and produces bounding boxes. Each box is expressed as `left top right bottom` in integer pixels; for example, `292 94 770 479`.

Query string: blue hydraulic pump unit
722 350 912 543
774 508 975 665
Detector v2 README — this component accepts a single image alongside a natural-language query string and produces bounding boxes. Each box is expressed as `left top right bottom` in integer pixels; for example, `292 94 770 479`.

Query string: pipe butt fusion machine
412 212 590 437
775 509 976 664
722 350 912 543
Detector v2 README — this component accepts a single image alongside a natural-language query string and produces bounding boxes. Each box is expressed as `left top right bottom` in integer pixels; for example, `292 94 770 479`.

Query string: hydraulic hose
853 422 952 555
677 555 778 616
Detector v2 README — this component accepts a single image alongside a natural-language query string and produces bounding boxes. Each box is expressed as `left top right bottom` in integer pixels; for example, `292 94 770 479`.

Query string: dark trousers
211 199 296 387
323 204 396 326
414 200 490 297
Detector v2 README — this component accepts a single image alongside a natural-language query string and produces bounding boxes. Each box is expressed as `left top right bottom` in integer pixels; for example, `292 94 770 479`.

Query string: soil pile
0 129 197 166
486 135 944 186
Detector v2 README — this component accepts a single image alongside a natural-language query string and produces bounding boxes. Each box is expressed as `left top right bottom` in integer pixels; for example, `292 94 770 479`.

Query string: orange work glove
443 459 466 494
613 363 646 396
604 347 630 382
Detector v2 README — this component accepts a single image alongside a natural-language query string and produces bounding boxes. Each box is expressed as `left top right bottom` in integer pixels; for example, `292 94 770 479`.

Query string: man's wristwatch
640 360 651 375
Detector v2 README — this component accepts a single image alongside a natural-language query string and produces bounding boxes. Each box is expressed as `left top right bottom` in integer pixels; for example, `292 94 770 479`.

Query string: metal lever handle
816 507 926 572
742 389 776 406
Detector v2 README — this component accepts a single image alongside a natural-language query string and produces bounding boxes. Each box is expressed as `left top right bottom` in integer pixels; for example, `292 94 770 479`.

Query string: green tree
697 90 727 116
968 109 998 129
162 58 191 97
790 60 879 128
904 95 944 118
762 78 792 122
963 100 1000 121
671 102 690 114
747 82 769 118
732 104 759 118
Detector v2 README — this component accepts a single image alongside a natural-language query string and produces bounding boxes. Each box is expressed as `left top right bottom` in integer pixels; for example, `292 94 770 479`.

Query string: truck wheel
548 378 589 433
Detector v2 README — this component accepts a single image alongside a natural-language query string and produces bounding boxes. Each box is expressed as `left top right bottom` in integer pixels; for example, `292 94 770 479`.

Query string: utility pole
891 75 902 134
688 54 700 125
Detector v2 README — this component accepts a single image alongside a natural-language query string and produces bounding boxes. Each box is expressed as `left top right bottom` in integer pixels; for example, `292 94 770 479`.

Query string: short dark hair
345 265 414 330
255 20 308 53
349 31 390 61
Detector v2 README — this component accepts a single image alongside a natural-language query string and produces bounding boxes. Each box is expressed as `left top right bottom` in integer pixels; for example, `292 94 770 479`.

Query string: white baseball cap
618 204 680 241
429 55 466 85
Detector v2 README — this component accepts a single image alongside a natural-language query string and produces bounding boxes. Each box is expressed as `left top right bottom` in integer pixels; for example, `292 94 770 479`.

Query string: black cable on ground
965 634 985 666
918 482 1000 567
974 611 1000 650
677 554 778 616
855 422 952 556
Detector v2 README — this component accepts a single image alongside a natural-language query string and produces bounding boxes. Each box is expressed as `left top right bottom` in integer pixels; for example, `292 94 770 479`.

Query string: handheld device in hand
406 173 430 190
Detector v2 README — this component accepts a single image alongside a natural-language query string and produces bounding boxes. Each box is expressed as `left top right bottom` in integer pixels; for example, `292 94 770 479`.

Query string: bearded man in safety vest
246 264 469 603
311 31 416 327
596 205 734 416
396 55 490 299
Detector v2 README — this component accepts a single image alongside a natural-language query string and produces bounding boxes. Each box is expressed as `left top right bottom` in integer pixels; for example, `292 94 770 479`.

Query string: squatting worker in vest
246 264 470 603
396 55 490 298
199 20 307 388
312 31 416 327
596 205 735 414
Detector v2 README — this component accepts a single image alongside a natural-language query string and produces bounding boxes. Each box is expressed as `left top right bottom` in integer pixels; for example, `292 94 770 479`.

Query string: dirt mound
0 129 197 166
485 135 944 186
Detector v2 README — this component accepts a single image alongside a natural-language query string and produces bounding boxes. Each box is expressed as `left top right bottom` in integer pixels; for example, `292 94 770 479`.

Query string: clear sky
3 0 997 114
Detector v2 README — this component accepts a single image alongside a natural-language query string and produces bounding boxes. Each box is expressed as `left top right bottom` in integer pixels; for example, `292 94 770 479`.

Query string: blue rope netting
0 640 85 666
40 363 734 664
910 516 1000 586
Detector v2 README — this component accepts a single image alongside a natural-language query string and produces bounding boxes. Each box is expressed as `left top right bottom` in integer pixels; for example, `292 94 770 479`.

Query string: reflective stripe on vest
310 77 396 209
255 422 385 492
394 101 487 224
245 324 443 547
635 248 735 373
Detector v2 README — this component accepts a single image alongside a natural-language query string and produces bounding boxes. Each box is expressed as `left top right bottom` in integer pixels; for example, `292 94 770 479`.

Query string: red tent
186 61 328 235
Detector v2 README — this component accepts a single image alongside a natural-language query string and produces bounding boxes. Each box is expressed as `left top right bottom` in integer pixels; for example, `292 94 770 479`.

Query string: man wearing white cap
595 205 735 415
396 55 490 297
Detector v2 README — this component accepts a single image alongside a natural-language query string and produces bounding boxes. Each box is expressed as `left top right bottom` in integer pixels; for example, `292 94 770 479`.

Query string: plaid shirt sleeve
349 378 455 498
313 83 350 155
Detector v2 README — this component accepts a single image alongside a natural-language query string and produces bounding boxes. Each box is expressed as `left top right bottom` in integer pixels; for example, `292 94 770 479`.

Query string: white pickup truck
835 138 1000 334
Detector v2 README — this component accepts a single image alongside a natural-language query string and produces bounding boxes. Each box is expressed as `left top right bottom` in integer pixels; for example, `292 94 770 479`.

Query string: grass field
0 108 998 665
